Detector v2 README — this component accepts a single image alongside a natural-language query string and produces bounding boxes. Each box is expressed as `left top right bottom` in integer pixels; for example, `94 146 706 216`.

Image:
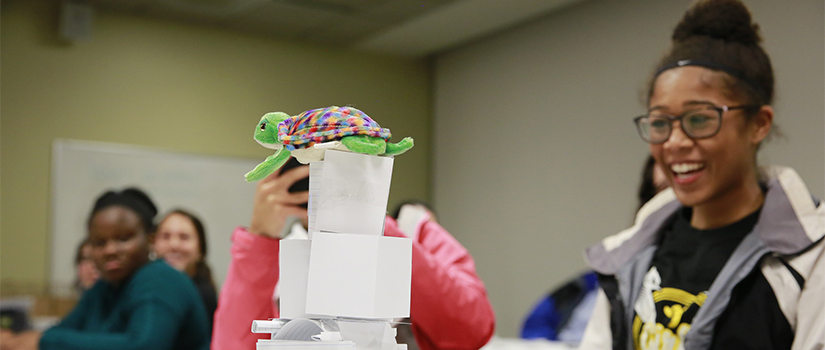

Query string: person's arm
384 216 495 350
50 286 96 331
10 285 100 350
39 299 183 350
211 227 280 350
211 167 309 350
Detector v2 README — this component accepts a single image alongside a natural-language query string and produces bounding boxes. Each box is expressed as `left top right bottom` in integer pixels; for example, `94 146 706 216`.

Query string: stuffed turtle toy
244 106 414 182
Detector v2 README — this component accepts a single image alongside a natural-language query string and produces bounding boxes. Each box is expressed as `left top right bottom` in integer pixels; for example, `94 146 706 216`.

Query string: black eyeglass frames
633 105 758 144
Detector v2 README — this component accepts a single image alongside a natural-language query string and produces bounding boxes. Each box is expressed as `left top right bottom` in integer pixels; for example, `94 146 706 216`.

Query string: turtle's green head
254 112 290 149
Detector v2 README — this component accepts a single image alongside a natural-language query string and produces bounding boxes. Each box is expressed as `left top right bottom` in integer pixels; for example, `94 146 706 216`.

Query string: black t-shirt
653 207 759 294
632 207 760 349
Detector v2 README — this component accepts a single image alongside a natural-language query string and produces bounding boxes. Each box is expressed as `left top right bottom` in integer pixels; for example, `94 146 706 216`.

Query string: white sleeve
578 288 613 350
791 239 825 350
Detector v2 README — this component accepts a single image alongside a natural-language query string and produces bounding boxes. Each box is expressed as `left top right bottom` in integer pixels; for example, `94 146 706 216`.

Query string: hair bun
673 0 761 45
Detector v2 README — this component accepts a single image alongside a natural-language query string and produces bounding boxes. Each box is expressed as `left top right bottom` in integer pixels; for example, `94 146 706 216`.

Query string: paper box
278 239 314 319
308 151 393 236
305 232 411 319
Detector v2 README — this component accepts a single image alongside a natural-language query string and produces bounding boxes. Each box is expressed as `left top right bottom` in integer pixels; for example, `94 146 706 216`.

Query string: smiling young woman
580 1 825 349
646 66 772 230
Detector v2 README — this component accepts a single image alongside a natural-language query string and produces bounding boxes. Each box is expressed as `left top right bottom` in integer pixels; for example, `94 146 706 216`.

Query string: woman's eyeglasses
633 104 758 144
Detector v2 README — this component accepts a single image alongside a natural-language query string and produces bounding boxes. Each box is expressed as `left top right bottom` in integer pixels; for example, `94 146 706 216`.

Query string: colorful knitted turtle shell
277 106 391 151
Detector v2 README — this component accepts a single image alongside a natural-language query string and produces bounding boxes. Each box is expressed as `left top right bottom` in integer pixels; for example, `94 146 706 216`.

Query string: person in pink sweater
212 164 495 350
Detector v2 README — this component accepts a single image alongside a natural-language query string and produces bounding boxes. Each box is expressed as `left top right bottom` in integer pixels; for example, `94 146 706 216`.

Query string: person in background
1 188 210 350
636 154 669 211
152 209 218 332
212 159 496 350
1 240 101 348
391 199 438 224
580 1 824 348
72 239 100 294
521 155 669 344
389 199 441 350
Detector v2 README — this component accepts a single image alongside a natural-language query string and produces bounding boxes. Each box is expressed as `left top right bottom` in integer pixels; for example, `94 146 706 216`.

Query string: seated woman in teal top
6 188 210 350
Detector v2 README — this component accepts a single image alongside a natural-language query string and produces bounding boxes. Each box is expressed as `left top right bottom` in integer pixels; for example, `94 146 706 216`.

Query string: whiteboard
50 139 260 292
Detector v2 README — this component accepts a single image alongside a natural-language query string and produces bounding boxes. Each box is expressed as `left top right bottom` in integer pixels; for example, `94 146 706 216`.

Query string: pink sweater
212 216 495 350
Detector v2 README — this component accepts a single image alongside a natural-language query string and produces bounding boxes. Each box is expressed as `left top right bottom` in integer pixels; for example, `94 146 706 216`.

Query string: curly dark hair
647 0 774 108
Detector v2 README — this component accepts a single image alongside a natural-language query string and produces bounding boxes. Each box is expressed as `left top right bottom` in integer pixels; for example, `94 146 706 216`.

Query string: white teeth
671 163 703 174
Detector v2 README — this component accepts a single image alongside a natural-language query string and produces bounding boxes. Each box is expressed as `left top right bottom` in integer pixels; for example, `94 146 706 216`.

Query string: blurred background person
1 188 210 350
72 239 99 294
212 160 495 350
390 199 441 350
152 209 218 331
636 154 670 211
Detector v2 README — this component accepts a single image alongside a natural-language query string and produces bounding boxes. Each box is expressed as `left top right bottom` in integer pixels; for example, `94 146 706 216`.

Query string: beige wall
433 0 824 337
0 0 431 289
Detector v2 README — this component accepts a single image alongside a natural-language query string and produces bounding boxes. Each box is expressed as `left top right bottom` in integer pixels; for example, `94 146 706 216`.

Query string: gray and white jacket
579 166 825 350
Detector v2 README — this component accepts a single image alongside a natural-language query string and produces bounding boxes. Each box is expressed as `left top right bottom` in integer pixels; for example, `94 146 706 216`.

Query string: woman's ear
750 105 773 145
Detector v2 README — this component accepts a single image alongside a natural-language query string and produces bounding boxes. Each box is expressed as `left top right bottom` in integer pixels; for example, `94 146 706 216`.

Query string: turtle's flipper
341 135 386 155
244 148 291 182
384 137 414 156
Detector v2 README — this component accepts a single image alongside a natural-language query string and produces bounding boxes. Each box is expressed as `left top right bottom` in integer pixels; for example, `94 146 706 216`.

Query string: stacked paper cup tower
253 150 412 350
